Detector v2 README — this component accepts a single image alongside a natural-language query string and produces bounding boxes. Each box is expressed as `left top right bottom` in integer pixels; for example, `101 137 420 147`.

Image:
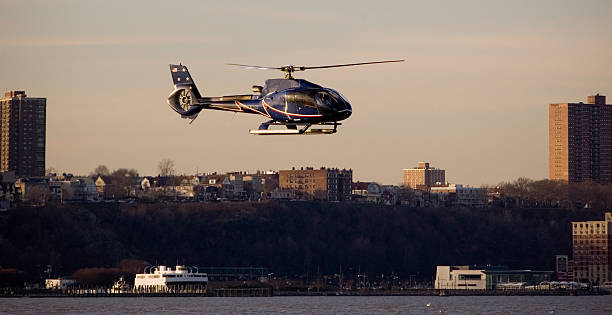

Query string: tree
25 185 50 206
91 165 110 176
106 168 139 199
0 268 29 288
158 158 175 177
72 268 125 286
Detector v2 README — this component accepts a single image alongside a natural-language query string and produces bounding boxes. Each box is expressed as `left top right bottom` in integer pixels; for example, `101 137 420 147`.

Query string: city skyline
1 1 612 186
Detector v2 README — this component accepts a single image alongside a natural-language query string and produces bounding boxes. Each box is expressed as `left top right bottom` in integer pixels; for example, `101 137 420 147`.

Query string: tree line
497 178 612 209
1 201 606 286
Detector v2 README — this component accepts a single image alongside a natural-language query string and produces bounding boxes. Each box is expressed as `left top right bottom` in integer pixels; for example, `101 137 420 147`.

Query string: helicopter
167 60 404 135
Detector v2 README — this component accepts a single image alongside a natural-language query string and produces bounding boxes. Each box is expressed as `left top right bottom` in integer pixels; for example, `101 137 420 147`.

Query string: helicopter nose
337 102 352 120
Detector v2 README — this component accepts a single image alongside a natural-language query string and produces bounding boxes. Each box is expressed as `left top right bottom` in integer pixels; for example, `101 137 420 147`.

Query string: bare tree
158 158 176 177
91 165 110 176
46 167 58 176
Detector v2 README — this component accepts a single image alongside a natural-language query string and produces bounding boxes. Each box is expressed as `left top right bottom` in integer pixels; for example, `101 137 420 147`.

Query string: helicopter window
326 89 349 110
287 93 317 109
315 92 335 107
327 90 343 101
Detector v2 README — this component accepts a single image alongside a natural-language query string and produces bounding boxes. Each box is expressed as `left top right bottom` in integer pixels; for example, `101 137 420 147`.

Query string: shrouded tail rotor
168 87 202 119
167 64 204 120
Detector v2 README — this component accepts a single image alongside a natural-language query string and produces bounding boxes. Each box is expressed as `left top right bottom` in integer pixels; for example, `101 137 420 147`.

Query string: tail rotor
167 64 204 120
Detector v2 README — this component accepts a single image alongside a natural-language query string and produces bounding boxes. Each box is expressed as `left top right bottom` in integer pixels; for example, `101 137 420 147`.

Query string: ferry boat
134 265 208 293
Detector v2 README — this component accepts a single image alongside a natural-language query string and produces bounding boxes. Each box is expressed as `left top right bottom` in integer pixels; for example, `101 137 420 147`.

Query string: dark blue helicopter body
240 79 351 123
168 60 401 134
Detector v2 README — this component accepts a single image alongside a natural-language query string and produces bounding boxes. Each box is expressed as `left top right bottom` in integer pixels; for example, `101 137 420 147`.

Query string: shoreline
1 289 609 298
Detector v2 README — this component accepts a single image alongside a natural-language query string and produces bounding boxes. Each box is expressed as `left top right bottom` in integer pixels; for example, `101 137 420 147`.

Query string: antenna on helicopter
227 60 404 79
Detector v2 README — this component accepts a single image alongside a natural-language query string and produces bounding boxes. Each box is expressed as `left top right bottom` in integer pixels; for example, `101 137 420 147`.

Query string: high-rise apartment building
549 94 612 183
403 162 445 189
0 91 46 177
279 167 352 201
572 212 612 284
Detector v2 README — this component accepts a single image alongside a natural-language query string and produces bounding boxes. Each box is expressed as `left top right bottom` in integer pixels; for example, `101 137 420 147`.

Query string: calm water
1 296 612 314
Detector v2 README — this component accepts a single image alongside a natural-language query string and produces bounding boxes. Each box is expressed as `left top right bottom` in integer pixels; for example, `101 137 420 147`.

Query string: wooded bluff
0 202 605 281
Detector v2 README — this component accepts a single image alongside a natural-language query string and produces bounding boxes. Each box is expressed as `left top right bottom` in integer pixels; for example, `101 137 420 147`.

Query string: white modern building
435 266 487 289
435 265 553 290
134 265 208 293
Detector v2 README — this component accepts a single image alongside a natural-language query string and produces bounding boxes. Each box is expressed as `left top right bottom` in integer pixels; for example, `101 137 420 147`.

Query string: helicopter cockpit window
327 90 346 102
326 89 349 110
315 92 335 108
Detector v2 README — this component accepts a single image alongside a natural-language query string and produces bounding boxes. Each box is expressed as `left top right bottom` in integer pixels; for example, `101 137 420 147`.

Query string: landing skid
249 121 340 135
249 128 337 135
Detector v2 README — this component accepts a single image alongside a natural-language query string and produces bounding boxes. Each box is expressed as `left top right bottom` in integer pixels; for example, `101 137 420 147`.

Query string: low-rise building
430 184 487 207
351 182 382 203
45 278 75 290
435 265 552 290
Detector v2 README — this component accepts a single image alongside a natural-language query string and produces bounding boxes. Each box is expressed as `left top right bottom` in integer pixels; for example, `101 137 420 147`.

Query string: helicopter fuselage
197 80 352 124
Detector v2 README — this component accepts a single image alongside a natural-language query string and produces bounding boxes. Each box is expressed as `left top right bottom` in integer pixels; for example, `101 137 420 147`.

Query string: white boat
134 265 208 293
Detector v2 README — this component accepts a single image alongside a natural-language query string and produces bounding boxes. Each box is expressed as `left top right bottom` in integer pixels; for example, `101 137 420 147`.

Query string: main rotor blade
226 63 281 70
301 60 404 70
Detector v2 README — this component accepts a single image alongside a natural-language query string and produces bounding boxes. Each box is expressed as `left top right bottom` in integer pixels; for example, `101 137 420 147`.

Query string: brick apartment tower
403 162 445 190
572 212 612 284
0 91 46 177
549 94 612 183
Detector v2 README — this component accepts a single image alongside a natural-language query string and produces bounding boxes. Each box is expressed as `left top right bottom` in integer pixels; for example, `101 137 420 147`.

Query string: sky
1 0 611 186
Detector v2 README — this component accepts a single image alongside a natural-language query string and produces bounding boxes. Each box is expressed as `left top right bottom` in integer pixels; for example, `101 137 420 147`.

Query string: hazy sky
1 0 611 185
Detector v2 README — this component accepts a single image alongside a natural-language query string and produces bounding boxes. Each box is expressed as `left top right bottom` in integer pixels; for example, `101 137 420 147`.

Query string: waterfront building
0 91 46 177
435 265 552 290
134 265 208 293
572 212 612 284
549 94 612 183
45 278 75 290
279 167 352 201
403 162 445 190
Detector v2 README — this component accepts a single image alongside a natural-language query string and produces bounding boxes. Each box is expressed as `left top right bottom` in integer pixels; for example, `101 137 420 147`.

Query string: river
1 295 611 314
